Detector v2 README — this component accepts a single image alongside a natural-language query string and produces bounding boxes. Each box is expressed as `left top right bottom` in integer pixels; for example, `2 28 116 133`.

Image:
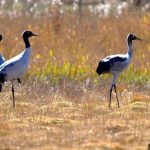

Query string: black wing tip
96 59 111 75
96 69 101 75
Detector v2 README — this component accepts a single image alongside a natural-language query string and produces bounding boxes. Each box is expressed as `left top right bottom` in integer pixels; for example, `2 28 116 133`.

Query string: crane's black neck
23 36 30 48
127 39 132 57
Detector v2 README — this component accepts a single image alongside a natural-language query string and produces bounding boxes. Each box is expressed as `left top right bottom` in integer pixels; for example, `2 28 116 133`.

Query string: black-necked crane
0 30 38 108
96 34 142 108
0 34 5 65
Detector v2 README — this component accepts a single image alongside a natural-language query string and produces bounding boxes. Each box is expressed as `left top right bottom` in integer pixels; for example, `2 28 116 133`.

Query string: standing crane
96 34 142 108
0 30 38 108
0 34 5 65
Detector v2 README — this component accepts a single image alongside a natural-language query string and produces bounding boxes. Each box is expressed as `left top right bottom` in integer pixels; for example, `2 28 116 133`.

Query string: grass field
0 10 150 149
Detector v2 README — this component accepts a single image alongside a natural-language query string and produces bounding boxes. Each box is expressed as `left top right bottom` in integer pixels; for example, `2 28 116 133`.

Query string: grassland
0 11 150 149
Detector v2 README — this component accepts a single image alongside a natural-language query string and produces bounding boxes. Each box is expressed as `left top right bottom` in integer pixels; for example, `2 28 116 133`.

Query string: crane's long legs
12 84 15 108
109 85 113 108
114 84 119 108
109 84 120 108
109 73 119 108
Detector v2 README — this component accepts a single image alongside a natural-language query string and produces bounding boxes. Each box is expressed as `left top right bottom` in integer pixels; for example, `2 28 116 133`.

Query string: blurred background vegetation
0 0 149 86
1 0 150 18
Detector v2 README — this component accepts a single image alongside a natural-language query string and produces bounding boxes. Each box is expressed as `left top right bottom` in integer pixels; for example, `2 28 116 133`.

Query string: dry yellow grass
0 10 149 150
0 82 149 150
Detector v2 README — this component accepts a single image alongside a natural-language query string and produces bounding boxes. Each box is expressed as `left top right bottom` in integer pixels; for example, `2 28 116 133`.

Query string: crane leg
12 84 15 108
109 85 113 108
114 84 119 108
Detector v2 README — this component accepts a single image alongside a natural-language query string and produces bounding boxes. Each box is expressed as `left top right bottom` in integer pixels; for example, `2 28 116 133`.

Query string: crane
96 34 142 108
0 30 38 108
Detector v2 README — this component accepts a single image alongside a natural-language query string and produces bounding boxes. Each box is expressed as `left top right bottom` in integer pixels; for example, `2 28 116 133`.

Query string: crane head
127 34 142 42
22 30 38 39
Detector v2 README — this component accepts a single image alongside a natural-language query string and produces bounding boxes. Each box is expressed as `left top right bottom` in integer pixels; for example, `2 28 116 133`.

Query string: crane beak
135 36 142 41
32 33 39 37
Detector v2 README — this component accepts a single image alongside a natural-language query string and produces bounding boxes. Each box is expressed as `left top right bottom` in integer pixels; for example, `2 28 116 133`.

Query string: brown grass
0 82 149 150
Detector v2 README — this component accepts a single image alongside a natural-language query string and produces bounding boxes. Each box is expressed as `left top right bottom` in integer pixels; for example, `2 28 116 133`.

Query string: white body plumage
0 47 31 81
102 53 131 73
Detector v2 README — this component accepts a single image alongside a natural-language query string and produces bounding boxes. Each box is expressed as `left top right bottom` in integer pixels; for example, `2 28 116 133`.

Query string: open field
0 10 150 149
0 82 150 150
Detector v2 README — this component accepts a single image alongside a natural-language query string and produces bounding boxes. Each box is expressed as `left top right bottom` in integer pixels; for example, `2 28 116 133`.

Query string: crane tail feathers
96 60 110 75
0 73 6 92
